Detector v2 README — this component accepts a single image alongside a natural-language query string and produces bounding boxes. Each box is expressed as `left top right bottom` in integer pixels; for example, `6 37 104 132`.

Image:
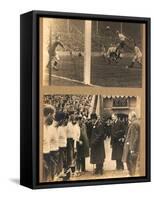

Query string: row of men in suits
89 112 140 176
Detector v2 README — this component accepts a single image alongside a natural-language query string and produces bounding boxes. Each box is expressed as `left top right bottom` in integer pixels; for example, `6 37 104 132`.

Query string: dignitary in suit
122 111 140 176
76 116 89 174
86 117 93 147
111 113 125 170
90 113 106 175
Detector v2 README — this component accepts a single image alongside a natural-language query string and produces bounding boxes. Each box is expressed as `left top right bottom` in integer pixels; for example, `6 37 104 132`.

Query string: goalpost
120 22 123 33
84 20 92 85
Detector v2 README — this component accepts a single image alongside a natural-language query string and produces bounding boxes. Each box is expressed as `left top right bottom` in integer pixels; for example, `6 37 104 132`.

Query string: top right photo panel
91 21 144 88
41 18 145 88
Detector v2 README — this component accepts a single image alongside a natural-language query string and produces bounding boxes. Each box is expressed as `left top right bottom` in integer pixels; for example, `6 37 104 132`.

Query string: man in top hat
76 116 89 175
86 113 95 147
90 113 106 175
111 113 125 170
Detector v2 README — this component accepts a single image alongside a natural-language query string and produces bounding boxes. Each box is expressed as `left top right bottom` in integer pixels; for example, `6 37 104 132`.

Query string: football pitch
44 55 142 87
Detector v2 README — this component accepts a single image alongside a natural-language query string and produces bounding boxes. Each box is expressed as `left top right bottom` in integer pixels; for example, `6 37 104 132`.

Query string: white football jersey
107 46 117 56
134 46 142 57
118 33 126 41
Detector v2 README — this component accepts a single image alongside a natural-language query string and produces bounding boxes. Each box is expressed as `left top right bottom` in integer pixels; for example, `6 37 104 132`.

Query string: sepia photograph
40 18 144 87
40 94 144 183
20 10 150 189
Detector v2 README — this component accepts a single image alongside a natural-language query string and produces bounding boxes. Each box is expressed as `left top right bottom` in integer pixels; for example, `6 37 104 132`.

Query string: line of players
43 105 90 182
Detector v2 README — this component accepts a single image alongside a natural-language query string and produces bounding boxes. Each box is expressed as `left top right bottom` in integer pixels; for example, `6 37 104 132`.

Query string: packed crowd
44 95 92 118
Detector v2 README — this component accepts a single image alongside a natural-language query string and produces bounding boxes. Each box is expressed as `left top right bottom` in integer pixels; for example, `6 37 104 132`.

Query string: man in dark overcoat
90 113 106 175
122 111 140 176
76 116 89 173
111 113 126 170
86 118 93 147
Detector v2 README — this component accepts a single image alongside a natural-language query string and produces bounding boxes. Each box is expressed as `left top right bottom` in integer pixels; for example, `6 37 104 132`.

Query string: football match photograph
40 18 145 87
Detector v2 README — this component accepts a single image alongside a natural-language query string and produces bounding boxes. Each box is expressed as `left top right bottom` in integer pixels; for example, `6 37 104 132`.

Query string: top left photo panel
40 17 85 86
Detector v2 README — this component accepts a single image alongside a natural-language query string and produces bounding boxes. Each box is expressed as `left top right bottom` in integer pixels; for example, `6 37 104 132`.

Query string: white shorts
54 52 60 61
101 52 107 57
132 55 142 63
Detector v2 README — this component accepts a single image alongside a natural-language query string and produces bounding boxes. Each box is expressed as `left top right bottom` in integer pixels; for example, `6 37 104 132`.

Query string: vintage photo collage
39 17 146 183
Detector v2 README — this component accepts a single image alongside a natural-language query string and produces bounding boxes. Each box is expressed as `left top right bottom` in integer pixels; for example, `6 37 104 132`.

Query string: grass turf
44 55 142 87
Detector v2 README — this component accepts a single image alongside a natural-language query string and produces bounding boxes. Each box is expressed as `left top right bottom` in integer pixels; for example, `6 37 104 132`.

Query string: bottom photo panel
40 94 144 183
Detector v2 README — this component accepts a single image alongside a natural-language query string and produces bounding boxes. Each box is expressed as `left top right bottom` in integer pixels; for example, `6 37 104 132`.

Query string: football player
47 35 65 71
116 30 128 49
106 43 119 63
101 44 107 59
128 44 142 68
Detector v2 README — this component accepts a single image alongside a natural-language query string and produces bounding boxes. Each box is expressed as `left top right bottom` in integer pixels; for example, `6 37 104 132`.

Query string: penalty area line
45 73 115 88
51 74 87 85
